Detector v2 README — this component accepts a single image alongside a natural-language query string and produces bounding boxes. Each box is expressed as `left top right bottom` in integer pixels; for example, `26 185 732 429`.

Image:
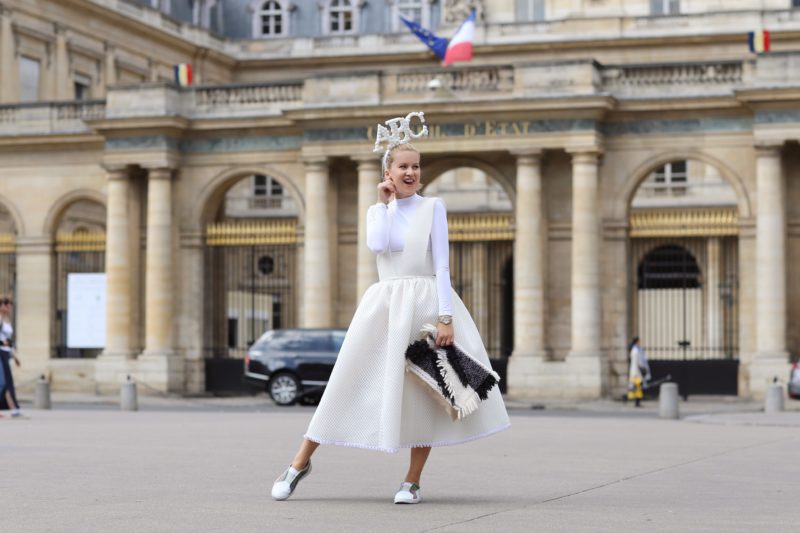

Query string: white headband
373 111 429 171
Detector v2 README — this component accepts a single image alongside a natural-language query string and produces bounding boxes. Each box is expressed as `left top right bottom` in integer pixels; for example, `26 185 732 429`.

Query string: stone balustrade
0 101 105 136
394 66 515 94
1 52 799 136
603 61 743 96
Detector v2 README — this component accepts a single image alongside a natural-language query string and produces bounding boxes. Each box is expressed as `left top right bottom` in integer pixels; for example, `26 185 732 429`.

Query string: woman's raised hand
377 178 396 204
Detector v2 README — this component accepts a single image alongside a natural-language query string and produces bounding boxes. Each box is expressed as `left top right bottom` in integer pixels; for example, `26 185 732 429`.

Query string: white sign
67 273 106 349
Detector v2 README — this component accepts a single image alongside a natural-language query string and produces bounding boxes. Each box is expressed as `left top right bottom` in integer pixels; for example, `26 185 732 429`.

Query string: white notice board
67 273 106 348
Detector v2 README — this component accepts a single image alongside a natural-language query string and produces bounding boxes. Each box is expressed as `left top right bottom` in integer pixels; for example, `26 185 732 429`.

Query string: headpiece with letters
373 111 429 171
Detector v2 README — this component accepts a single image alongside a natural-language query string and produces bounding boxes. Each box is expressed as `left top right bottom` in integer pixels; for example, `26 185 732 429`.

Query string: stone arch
0 193 25 235
612 150 752 220
422 156 516 208
42 189 107 236
193 166 306 227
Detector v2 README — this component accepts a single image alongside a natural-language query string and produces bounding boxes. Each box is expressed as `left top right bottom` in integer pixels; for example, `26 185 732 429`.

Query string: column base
136 350 185 394
748 351 790 400
506 351 607 400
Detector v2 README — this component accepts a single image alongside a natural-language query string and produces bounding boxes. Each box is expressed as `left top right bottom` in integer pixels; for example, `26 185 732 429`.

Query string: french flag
443 10 476 66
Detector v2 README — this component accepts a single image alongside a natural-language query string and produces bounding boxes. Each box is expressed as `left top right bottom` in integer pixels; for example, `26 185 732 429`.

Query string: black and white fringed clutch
404 324 501 421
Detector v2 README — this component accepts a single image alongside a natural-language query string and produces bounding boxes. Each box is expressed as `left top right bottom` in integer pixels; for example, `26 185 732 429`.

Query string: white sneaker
271 461 311 501
393 482 422 504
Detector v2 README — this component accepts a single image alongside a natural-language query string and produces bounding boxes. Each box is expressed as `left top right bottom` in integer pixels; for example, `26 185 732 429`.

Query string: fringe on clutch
404 323 501 421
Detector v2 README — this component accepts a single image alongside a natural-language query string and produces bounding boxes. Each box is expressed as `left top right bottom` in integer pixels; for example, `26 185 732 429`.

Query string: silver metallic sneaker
271 461 312 501
393 482 422 504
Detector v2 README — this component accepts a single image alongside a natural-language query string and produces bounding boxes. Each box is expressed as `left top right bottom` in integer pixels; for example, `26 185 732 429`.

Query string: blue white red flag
443 9 476 66
174 63 193 86
400 15 448 60
748 30 770 53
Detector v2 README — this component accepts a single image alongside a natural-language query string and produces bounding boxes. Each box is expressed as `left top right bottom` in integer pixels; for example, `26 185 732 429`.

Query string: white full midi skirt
305 275 511 454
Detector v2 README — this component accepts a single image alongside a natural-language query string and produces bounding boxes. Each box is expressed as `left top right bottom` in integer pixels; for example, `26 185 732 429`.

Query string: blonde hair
385 143 420 169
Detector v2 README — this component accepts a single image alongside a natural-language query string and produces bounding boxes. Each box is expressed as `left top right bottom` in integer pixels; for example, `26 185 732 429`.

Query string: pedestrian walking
271 114 510 504
627 336 651 407
0 296 22 417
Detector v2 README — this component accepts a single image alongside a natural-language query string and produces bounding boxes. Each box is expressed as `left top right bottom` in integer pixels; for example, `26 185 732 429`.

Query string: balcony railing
0 100 105 135
1 53 798 136
602 61 743 96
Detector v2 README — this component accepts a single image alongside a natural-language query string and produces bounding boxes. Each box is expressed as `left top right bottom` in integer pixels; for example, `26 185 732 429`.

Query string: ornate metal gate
448 212 514 360
630 208 739 396
204 219 298 361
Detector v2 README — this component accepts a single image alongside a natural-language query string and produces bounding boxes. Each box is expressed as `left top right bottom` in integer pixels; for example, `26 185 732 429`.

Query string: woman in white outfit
272 144 510 504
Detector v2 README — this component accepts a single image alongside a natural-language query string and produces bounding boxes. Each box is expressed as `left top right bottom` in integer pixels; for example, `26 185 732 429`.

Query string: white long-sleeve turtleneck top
365 194 453 316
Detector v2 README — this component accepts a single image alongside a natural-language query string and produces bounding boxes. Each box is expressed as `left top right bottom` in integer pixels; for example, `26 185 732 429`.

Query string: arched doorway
203 172 300 361
629 158 739 395
52 199 106 358
424 166 514 358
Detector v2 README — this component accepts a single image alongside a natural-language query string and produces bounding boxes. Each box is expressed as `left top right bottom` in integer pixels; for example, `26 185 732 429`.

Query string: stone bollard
659 382 680 419
120 376 138 412
765 383 784 414
34 375 51 410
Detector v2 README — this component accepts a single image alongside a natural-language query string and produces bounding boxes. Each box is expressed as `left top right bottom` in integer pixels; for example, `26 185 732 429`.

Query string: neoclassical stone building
1 0 799 399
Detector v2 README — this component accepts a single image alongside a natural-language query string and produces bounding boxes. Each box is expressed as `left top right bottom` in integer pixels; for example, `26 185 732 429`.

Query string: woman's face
384 150 421 199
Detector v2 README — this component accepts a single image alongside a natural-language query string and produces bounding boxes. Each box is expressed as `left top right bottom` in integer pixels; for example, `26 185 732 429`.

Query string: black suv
244 328 346 406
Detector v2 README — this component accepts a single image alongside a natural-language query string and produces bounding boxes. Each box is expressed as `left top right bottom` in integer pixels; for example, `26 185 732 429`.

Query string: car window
267 331 329 352
331 331 345 352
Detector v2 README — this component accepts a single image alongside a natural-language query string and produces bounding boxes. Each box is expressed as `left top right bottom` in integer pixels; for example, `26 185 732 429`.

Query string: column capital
354 158 381 174
302 156 329 170
567 148 603 163
754 142 783 157
510 147 543 160
103 165 130 179
146 167 173 180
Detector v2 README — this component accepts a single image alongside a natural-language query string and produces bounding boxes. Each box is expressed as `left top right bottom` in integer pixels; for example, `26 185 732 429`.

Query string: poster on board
67 273 106 348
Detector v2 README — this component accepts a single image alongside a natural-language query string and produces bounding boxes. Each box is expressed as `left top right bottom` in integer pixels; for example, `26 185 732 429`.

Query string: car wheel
269 373 300 406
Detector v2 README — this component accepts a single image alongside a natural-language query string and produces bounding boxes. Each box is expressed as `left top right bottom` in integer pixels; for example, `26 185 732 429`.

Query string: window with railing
651 0 679 16
518 0 545 21
19 57 41 103
74 73 91 101
392 0 431 30
256 0 285 37
327 0 356 34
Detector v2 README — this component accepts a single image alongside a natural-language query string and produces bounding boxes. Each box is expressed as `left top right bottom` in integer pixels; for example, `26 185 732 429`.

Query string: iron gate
630 236 739 396
204 219 298 391
53 232 105 358
448 213 514 391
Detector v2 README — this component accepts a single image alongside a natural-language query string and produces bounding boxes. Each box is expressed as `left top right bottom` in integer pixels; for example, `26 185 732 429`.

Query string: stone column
507 150 549 397
355 157 380 299
706 237 722 350
511 150 545 358
54 25 71 101
142 168 175 356
569 150 602 357
302 158 332 327
14 237 53 384
136 167 183 393
0 6 19 103
751 145 788 395
101 168 133 359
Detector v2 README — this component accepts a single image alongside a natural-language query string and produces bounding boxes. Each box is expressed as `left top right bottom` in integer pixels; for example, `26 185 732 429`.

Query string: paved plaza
2 395 800 533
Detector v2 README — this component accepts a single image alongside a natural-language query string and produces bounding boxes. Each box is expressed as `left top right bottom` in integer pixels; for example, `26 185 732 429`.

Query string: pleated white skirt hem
304 421 511 455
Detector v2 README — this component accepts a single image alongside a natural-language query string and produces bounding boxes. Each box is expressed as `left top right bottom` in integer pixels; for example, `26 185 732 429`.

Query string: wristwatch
438 315 452 325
